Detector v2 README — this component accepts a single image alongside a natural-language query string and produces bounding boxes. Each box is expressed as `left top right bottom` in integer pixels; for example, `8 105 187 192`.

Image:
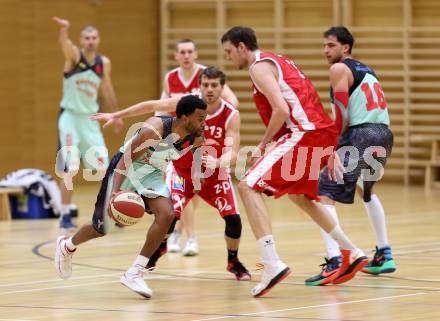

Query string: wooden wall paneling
161 0 170 81
333 0 341 25
351 0 403 27
160 0 440 184
412 0 440 27
403 0 411 184
407 0 440 184
94 0 160 156
18 1 38 170
0 1 21 176
216 0 226 70
0 0 159 179
273 0 283 53
342 0 352 27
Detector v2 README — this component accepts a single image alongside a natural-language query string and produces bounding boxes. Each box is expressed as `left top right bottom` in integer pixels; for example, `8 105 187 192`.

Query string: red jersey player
221 26 368 297
92 67 251 281
159 39 238 256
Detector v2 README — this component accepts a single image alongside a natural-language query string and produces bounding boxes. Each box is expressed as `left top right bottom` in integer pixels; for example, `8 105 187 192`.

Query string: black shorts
319 123 393 203
92 152 123 234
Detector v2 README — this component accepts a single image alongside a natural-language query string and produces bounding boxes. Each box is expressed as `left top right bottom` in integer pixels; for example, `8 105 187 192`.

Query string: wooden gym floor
0 182 439 321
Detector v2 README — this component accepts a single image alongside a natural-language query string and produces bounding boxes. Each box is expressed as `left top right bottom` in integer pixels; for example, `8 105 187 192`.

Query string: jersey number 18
361 82 387 111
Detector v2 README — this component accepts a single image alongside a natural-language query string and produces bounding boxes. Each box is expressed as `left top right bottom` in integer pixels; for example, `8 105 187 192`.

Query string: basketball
108 191 145 226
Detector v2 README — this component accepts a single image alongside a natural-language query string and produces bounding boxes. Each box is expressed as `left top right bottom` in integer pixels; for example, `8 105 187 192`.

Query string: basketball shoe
332 248 368 284
251 260 291 297
167 231 181 253
227 258 251 281
182 237 199 256
305 256 341 286
59 214 76 232
362 246 396 274
120 267 153 299
55 235 75 279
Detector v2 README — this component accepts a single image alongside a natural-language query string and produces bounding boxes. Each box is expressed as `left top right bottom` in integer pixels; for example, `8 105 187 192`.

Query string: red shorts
245 127 338 200
166 164 240 219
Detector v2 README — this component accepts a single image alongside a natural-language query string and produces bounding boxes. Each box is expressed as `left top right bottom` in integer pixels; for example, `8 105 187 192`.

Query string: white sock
60 205 70 217
258 235 280 263
65 237 76 251
329 225 356 250
320 205 342 258
364 194 389 248
128 255 149 274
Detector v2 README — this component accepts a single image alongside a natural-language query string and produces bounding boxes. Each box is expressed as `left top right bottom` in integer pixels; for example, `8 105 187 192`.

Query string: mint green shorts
95 152 171 234
119 162 170 199
57 109 108 172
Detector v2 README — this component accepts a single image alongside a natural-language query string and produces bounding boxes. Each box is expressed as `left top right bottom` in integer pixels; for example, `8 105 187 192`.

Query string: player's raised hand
52 16 70 29
90 112 118 128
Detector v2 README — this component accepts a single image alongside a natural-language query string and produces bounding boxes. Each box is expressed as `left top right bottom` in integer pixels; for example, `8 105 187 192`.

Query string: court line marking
0 272 122 288
7 238 440 292
1 270 439 296
0 280 122 296
0 319 38 321
0 306 360 321
189 292 428 321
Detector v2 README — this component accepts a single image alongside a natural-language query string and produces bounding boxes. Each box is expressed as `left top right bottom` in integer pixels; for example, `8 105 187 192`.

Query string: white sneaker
54 235 75 280
182 237 199 256
251 260 291 298
120 268 153 299
167 231 181 253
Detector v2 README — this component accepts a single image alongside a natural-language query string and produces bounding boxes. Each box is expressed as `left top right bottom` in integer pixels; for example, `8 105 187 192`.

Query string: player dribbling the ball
54 95 207 299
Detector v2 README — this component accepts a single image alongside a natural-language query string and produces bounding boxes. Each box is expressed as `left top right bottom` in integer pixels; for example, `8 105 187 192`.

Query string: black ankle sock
148 240 167 267
228 249 238 261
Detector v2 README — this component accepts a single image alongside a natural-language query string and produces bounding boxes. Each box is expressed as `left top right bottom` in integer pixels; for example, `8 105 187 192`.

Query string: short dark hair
176 38 196 51
221 26 259 51
176 95 207 118
199 66 226 86
324 26 355 54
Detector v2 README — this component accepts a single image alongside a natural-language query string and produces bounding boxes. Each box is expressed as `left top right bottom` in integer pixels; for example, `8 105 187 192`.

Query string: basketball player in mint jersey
52 17 123 231
305 26 395 286
55 95 207 299
93 67 251 282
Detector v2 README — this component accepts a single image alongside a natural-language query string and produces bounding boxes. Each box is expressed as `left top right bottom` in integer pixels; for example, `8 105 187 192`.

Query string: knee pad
224 215 242 239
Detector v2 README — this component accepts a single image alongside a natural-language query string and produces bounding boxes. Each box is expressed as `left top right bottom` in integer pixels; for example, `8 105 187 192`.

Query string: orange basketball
108 191 145 226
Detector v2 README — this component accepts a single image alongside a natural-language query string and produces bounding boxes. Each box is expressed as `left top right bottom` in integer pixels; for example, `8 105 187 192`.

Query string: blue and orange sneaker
362 246 396 274
332 248 368 284
305 256 341 286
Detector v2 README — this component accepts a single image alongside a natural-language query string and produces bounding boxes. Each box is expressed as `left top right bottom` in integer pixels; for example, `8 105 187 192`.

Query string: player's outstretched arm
91 95 182 128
